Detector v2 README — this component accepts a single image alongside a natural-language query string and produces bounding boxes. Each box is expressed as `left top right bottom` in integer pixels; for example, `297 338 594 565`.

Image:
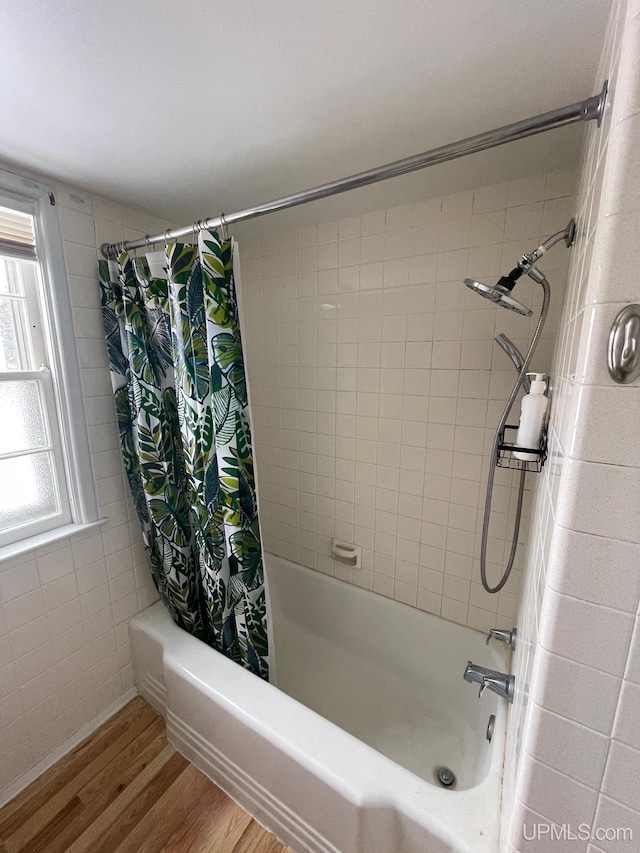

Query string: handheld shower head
495 333 531 393
464 278 533 316
471 219 576 597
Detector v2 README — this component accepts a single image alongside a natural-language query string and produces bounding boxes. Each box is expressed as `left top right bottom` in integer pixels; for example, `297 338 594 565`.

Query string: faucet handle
478 679 489 699
486 627 517 649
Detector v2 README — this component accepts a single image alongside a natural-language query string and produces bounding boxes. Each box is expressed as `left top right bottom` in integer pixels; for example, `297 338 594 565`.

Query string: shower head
464 222 575 319
464 278 533 317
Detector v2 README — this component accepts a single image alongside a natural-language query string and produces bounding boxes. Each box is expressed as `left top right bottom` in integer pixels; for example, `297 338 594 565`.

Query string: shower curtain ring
219 212 228 241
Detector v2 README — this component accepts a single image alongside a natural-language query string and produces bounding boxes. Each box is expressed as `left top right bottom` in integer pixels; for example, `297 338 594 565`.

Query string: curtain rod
101 82 608 259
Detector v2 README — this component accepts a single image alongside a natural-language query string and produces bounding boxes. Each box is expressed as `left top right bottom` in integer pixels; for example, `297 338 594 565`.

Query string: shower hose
480 276 551 594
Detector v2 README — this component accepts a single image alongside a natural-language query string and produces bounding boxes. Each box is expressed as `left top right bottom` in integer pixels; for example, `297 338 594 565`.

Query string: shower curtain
98 230 268 679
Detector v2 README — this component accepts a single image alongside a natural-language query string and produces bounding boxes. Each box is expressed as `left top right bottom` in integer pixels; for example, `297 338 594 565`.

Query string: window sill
0 518 108 563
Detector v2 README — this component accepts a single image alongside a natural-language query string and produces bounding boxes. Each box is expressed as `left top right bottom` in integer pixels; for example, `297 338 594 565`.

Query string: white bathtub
130 555 509 853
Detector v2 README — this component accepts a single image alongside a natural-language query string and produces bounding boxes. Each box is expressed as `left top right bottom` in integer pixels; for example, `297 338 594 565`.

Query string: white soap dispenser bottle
513 373 549 461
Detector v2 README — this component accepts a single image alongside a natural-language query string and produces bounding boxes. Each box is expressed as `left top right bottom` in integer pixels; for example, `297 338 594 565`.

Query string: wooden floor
0 697 288 853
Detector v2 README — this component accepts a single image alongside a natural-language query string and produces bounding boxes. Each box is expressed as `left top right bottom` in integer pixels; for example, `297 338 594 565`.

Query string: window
0 169 98 550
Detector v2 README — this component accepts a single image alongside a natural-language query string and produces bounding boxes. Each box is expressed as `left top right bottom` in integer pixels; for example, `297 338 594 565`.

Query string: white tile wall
0 167 169 804
505 0 640 849
241 171 576 630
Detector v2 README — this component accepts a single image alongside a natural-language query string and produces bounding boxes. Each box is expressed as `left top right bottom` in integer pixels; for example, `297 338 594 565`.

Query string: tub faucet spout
464 661 514 703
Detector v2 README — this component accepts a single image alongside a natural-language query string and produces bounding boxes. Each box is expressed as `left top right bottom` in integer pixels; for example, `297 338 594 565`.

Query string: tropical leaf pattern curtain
98 230 268 679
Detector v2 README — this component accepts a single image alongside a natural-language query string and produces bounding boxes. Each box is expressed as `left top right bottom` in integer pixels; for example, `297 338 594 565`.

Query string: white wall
505 0 640 849
0 168 167 803
241 171 576 630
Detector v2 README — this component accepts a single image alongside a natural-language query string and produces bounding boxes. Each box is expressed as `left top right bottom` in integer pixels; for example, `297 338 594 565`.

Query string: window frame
0 167 99 554
0 369 73 542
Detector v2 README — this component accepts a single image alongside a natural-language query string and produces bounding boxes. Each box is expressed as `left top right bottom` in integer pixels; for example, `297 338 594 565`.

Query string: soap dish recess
331 540 362 568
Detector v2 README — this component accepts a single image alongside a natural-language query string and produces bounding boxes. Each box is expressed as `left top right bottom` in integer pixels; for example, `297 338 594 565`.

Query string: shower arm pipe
100 82 608 258
523 220 577 268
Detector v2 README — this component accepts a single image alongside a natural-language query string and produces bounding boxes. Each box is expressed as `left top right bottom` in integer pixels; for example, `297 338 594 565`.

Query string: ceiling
2 1 612 233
